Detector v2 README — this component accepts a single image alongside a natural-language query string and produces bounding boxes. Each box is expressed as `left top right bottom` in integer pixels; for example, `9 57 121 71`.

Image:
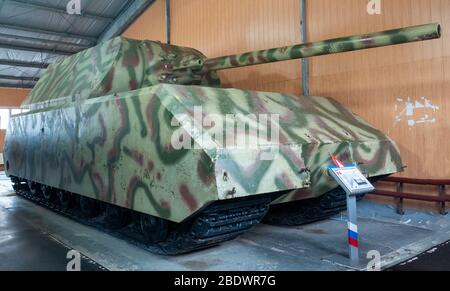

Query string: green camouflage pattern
23 37 220 106
4 84 402 222
23 23 440 107
192 23 441 72
4 23 441 222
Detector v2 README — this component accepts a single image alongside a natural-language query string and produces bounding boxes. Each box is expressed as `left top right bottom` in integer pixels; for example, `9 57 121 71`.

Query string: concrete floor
388 240 450 271
0 172 449 271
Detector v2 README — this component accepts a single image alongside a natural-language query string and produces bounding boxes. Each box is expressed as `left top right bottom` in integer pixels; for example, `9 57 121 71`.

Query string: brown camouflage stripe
201 23 440 72
5 84 404 222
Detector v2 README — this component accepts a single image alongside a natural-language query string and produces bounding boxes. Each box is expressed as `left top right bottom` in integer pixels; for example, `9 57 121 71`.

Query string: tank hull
6 84 309 223
5 84 403 220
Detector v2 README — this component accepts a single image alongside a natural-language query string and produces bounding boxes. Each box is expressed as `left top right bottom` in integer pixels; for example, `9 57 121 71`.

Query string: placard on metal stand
328 165 375 263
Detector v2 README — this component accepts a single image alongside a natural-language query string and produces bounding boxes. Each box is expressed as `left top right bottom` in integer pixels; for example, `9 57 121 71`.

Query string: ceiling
0 0 155 89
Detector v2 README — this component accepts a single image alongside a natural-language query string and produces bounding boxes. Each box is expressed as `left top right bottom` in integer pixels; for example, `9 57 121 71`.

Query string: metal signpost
328 163 375 263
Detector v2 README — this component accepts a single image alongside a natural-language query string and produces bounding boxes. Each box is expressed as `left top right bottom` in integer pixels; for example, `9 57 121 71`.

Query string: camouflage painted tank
4 23 441 254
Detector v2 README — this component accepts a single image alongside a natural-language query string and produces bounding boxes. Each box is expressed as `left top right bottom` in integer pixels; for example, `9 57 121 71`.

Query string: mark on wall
395 97 440 127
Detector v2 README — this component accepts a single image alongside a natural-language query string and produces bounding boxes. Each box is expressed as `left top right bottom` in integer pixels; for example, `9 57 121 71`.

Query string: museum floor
0 172 449 271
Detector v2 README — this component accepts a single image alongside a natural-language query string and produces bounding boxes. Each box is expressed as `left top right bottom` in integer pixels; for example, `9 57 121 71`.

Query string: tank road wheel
79 196 100 218
56 190 74 210
105 204 131 229
41 185 56 202
27 181 41 196
140 214 169 244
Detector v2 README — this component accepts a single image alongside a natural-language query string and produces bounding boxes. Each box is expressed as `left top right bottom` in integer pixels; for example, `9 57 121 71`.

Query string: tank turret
24 23 440 108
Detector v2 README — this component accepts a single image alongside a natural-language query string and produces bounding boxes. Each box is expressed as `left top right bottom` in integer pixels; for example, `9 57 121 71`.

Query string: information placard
328 165 374 196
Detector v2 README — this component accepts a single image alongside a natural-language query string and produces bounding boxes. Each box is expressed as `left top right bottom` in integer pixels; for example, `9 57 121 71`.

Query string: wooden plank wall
308 0 449 180
170 0 302 94
0 88 30 107
122 0 166 41
125 0 448 182
124 0 303 95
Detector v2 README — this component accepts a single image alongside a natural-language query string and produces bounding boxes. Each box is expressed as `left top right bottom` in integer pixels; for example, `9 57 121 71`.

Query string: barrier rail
371 177 450 215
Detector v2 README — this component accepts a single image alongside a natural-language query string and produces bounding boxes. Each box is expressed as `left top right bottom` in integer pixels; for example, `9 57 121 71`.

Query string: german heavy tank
4 23 441 254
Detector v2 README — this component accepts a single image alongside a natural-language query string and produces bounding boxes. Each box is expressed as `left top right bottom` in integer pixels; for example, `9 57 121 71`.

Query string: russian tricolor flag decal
347 222 359 248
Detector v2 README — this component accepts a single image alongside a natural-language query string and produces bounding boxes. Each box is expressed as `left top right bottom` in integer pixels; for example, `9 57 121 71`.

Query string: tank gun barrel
191 23 440 72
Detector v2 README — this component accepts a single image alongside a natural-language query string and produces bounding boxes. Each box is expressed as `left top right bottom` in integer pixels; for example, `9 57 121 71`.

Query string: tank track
263 187 350 226
11 178 271 255
264 177 382 226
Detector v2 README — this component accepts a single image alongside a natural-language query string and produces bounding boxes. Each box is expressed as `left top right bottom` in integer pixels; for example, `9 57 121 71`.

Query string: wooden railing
371 177 450 215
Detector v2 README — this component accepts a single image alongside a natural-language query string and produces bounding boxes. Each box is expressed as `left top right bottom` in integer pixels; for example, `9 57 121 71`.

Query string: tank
4 23 441 254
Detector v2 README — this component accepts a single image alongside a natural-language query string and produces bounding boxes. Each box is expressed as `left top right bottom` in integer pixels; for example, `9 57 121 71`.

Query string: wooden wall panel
122 0 166 41
0 130 5 149
171 0 302 95
0 88 30 107
126 0 303 95
308 0 449 180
